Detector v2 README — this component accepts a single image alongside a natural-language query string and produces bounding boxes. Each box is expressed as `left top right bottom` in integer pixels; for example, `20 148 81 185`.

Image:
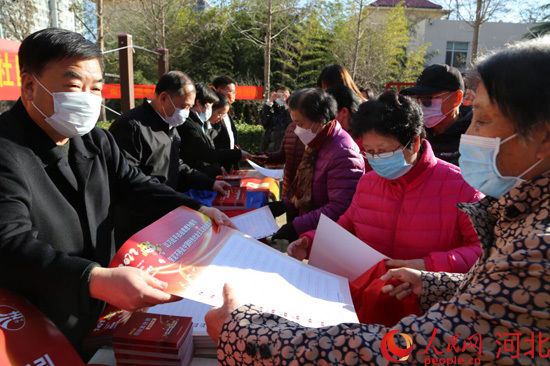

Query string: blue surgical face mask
364 142 413 179
162 95 189 127
459 133 542 198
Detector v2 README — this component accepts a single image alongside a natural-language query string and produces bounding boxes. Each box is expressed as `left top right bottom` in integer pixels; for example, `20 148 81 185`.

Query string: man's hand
199 206 236 229
380 267 423 300
212 180 231 197
386 258 426 271
205 284 241 344
286 237 310 261
89 266 179 311
269 91 278 104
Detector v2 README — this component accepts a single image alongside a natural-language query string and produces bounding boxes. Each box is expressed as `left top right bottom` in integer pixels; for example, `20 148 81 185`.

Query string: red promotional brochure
0 287 85 366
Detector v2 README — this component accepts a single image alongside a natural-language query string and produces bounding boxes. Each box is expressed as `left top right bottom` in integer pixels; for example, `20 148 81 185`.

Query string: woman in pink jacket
288 90 482 273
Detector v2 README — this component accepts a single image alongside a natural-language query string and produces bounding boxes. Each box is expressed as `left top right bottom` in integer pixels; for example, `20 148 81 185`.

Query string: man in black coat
401 64 472 166
109 72 230 193
259 86 291 152
211 75 241 172
0 28 233 357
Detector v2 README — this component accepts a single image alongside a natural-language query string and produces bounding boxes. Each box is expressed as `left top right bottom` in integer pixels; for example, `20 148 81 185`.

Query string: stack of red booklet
112 312 193 366
212 186 247 210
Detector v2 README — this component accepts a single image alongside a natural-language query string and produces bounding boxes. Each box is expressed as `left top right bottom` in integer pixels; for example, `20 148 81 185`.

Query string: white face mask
32 75 102 138
420 95 453 128
294 125 317 145
199 106 212 122
162 95 189 127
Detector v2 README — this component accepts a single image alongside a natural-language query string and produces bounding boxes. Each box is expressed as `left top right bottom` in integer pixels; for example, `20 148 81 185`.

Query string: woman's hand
385 258 426 271
205 284 241 344
380 267 423 300
286 237 310 261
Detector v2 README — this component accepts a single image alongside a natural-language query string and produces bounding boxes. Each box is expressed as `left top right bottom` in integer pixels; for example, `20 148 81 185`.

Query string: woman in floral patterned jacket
205 36 550 365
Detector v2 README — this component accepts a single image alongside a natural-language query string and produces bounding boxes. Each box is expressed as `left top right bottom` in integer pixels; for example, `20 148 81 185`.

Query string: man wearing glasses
401 64 472 166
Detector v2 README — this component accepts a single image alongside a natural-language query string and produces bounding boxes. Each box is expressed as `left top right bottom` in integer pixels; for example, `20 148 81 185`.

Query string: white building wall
413 19 535 70
31 0 82 33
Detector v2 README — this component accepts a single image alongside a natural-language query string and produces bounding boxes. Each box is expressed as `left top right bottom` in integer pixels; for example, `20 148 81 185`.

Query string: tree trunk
97 0 107 121
351 0 364 79
160 0 166 49
264 0 272 100
471 0 482 62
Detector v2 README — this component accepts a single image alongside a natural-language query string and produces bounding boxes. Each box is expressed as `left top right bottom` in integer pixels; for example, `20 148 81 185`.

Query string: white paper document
231 206 279 239
181 232 358 328
247 159 284 180
309 214 390 281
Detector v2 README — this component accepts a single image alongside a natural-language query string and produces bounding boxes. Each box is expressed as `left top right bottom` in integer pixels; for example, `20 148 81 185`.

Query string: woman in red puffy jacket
288 90 483 273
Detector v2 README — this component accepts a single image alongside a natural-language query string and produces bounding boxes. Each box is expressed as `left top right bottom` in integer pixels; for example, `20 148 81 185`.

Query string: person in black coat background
178 83 250 178
0 28 233 358
400 64 472 166
211 75 241 172
109 72 230 194
259 86 291 152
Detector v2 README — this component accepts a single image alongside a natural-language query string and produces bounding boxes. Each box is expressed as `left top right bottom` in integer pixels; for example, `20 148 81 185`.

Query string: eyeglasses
363 141 411 159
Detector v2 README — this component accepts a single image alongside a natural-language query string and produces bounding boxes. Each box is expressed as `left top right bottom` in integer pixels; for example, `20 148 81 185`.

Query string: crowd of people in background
0 27 548 365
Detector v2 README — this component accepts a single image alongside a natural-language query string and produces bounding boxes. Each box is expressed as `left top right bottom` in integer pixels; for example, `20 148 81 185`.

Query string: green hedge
97 120 114 130
235 122 264 153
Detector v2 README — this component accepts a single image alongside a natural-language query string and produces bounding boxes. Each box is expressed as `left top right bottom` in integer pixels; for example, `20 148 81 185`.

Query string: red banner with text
0 39 264 101
0 39 22 101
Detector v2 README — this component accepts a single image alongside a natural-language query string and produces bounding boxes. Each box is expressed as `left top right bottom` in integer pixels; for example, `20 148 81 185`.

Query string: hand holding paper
205 284 241 344
287 237 310 261
380 267 423 300
309 215 390 281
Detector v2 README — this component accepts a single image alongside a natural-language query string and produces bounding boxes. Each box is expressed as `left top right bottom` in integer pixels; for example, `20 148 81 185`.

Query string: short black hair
212 91 230 110
19 28 103 75
155 71 194 96
195 82 219 105
326 85 360 114
275 86 289 93
212 75 237 89
317 64 343 88
474 37 550 137
350 90 425 146
288 88 337 124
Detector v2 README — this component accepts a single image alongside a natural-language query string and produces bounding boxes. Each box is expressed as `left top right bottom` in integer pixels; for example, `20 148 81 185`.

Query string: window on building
445 42 469 70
